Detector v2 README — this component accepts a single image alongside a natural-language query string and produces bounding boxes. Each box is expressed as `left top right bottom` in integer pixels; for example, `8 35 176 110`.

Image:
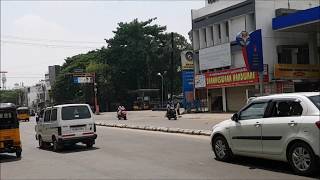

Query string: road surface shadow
37 144 99 154
0 154 21 163
220 156 320 179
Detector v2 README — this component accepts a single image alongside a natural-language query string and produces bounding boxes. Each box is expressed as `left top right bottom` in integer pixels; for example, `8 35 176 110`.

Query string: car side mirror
231 113 239 122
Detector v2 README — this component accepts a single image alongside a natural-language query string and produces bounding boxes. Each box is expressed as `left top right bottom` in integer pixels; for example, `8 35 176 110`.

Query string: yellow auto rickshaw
17 107 30 122
0 103 22 158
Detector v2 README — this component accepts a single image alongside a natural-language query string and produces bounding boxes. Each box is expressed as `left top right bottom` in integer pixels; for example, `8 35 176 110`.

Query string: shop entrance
208 89 223 112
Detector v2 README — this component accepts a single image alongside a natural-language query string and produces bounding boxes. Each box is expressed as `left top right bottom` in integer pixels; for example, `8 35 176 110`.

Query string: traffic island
95 122 211 136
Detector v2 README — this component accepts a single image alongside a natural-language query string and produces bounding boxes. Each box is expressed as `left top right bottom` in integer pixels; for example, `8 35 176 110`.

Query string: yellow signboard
181 51 194 70
274 64 320 79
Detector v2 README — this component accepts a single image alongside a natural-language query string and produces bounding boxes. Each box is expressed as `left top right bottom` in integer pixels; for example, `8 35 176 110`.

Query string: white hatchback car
35 104 97 151
210 92 320 175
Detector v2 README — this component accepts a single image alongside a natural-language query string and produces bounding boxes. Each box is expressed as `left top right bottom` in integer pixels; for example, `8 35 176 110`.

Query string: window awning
272 6 320 32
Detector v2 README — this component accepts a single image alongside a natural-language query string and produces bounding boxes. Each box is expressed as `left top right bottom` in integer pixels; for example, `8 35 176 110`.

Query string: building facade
191 0 320 112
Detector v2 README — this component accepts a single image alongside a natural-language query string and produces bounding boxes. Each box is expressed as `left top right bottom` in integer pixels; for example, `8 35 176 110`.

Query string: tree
52 18 191 111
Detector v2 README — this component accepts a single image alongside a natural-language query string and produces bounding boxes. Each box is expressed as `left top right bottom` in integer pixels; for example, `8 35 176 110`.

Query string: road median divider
95 122 211 136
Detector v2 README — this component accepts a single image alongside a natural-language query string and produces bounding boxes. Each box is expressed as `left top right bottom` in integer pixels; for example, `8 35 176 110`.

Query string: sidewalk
94 110 232 136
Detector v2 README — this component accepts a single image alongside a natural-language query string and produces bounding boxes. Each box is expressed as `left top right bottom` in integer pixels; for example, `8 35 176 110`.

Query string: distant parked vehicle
17 107 30 122
210 92 320 175
35 104 97 152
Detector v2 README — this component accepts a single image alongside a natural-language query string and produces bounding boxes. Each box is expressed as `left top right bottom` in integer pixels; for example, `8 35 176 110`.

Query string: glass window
309 95 320 110
278 48 292 64
269 100 303 117
239 102 269 120
61 106 91 120
51 109 57 121
44 110 51 122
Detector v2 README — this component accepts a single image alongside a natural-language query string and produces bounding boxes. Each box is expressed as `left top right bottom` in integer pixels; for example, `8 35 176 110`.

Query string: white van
35 104 97 151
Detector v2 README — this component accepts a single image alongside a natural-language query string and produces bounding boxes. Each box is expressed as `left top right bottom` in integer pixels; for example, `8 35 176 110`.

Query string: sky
0 0 204 89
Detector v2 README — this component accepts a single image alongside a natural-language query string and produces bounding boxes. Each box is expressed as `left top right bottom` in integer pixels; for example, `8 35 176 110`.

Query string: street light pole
157 73 164 108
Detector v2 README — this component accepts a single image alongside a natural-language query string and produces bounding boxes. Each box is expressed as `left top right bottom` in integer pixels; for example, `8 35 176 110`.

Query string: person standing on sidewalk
176 102 180 115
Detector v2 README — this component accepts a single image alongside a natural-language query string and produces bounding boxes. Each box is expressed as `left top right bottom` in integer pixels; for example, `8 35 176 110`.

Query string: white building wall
193 30 200 50
27 86 39 108
255 0 319 78
229 16 246 42
193 0 245 19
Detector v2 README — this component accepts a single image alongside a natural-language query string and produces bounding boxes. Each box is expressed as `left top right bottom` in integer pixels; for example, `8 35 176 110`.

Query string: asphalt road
1 118 319 180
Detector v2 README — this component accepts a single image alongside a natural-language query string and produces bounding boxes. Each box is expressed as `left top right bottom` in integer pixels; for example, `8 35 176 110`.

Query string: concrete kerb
95 123 211 136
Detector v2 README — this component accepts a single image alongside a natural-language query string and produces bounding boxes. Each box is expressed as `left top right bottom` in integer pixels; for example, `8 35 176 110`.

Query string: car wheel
212 136 232 162
16 151 22 158
52 138 62 152
288 142 317 175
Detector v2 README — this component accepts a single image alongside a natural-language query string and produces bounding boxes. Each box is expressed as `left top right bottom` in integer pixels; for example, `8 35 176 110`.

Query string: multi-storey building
192 0 319 112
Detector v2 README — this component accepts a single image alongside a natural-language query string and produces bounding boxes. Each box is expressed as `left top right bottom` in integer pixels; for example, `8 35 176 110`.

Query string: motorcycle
166 106 177 120
117 109 127 120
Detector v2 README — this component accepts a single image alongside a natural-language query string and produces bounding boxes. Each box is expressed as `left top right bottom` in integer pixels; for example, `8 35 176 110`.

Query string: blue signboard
182 70 194 106
236 29 264 72
182 70 194 92
247 29 264 72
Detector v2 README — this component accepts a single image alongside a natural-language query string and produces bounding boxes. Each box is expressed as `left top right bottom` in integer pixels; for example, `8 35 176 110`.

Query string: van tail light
316 121 320 129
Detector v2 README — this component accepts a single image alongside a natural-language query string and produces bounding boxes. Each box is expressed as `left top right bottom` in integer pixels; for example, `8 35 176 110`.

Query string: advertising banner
236 29 264 72
274 64 320 79
195 74 206 88
205 65 269 89
73 77 93 84
182 70 194 102
180 51 194 70
199 43 232 71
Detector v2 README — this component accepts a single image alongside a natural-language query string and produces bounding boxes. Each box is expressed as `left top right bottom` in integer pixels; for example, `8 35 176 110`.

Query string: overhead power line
1 40 102 49
2 34 104 44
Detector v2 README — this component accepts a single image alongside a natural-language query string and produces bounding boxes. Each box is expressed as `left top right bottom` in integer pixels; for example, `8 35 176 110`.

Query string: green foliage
52 18 191 111
0 90 20 104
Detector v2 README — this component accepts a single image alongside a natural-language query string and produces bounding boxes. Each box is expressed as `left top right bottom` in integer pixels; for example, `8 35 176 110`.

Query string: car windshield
17 109 29 114
308 95 320 110
61 106 91 120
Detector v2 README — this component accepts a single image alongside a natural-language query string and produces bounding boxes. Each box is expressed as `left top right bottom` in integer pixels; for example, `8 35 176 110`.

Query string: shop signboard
274 64 320 79
194 74 206 88
199 43 231 71
205 65 269 89
182 70 194 102
236 29 264 72
73 77 93 84
180 51 194 70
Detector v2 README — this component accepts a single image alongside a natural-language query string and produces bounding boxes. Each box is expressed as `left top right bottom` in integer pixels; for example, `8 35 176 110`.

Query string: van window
61 106 91 120
44 110 51 122
51 109 57 121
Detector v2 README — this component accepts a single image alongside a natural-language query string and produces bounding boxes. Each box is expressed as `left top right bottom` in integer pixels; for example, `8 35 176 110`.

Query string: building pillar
245 14 255 32
199 28 206 49
222 87 227 112
206 26 213 47
220 22 227 43
193 30 200 50
309 33 319 64
213 24 220 45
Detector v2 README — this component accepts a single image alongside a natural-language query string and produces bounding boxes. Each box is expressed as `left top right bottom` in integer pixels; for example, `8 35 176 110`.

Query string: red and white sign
205 65 269 89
